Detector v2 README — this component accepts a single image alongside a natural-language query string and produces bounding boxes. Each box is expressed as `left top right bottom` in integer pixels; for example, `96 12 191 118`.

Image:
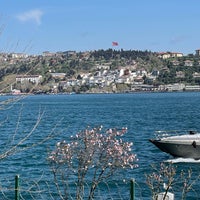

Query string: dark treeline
90 48 155 60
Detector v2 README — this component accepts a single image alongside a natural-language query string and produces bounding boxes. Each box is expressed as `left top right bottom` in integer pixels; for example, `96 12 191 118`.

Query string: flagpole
112 41 119 59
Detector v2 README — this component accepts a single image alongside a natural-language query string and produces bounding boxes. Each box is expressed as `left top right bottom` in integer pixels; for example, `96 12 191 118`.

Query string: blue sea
1 92 200 199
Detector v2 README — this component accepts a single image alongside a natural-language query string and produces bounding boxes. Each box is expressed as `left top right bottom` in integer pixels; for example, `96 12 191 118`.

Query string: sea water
0 92 200 199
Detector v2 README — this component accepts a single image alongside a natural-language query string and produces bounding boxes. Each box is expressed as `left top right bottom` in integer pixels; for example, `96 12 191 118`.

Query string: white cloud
16 9 43 25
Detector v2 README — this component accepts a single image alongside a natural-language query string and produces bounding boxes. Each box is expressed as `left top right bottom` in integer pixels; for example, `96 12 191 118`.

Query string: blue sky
0 0 200 55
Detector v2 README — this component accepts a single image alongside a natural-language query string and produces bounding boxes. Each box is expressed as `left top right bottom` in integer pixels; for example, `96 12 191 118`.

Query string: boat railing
154 130 198 139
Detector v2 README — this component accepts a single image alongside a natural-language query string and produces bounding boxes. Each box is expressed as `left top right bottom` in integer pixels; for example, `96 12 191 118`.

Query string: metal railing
0 175 137 200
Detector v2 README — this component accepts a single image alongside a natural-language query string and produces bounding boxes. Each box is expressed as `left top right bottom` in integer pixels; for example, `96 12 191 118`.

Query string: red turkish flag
112 41 118 46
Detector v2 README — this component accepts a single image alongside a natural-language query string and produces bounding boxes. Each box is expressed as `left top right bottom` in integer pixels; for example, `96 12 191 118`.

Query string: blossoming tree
48 126 137 200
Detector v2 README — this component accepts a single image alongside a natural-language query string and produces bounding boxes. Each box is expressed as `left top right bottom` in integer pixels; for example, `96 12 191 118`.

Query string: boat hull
149 139 200 160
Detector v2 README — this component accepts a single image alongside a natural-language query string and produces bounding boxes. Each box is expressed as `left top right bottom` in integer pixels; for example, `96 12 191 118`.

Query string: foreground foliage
48 126 137 200
146 162 200 200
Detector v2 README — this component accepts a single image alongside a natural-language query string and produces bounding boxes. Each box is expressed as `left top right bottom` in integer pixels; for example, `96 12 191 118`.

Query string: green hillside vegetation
0 49 200 94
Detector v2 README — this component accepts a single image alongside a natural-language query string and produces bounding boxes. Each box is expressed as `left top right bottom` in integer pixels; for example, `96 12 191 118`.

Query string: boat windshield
154 130 199 140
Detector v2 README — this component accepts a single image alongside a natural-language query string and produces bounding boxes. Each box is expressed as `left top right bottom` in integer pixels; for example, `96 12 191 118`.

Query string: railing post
15 175 20 200
130 178 135 200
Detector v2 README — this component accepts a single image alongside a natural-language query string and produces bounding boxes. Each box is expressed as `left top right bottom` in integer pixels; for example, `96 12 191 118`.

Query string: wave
165 157 200 163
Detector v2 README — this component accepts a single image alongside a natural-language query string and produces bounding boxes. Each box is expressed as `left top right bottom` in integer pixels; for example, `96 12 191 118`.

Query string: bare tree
146 162 200 200
0 96 60 161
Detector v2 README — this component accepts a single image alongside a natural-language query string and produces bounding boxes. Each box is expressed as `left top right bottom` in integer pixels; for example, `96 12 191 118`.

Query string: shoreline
1 89 200 96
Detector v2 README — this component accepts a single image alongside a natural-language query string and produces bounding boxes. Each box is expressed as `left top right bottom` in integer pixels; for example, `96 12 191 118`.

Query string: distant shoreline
2 89 200 97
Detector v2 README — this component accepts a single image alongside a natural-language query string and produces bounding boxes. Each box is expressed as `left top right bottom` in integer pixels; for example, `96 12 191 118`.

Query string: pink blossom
49 126 137 199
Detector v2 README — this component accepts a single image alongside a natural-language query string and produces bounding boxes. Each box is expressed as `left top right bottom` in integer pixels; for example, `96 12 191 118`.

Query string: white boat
149 130 200 160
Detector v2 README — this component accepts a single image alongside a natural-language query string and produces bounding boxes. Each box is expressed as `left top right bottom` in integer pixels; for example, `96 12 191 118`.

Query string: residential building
42 51 56 57
193 72 200 78
158 52 171 59
176 71 185 78
184 60 193 66
158 52 183 59
10 53 28 59
195 49 200 56
16 75 42 84
166 83 185 91
170 52 183 57
171 60 180 66
50 73 66 79
185 85 200 91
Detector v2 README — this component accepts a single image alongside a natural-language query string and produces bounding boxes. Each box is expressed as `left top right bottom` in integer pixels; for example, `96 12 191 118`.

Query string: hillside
0 49 200 94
